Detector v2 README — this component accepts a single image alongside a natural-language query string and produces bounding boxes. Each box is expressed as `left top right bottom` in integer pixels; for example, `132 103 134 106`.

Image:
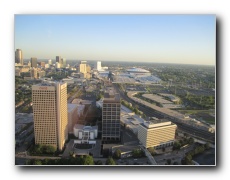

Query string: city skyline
15 15 215 65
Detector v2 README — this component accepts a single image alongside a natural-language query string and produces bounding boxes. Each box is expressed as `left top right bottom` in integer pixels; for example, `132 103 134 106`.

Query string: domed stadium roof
126 67 150 73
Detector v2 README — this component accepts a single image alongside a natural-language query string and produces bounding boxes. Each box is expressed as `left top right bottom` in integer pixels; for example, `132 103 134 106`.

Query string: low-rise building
138 120 177 149
37 70 46 78
71 98 92 106
73 124 98 144
15 68 21 76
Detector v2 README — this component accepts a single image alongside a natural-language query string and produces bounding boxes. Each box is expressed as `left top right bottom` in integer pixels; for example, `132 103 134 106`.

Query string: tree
184 133 188 137
26 159 33 165
43 145 56 154
188 137 194 144
94 160 103 165
33 144 42 154
132 149 144 158
173 141 181 150
113 149 121 159
182 153 193 165
69 151 74 157
147 147 155 156
185 154 193 164
34 160 42 165
204 143 210 150
82 155 94 165
167 159 171 165
173 161 179 165
106 157 116 165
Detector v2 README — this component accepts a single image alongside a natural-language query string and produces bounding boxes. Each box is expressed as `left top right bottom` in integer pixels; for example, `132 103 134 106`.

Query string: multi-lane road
113 83 215 143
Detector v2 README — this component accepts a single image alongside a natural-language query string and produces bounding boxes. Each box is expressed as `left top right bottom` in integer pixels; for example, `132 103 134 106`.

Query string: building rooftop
74 124 98 131
67 103 78 112
126 67 150 73
103 87 120 102
141 120 175 129
71 98 92 105
33 80 66 87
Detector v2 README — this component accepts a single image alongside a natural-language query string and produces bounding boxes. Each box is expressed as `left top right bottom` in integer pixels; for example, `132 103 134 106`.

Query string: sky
15 15 215 65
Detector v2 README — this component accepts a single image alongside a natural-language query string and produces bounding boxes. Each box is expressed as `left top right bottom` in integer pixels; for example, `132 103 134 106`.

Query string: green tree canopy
82 155 94 165
147 147 155 156
94 160 103 165
106 157 116 165
113 149 122 159
132 149 144 158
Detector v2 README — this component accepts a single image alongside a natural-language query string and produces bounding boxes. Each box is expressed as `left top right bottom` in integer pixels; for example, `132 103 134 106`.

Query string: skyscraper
56 56 61 63
30 67 38 79
102 87 121 142
62 58 66 68
32 81 68 151
96 61 101 71
48 59 52 65
31 57 37 68
79 61 87 74
15 49 23 65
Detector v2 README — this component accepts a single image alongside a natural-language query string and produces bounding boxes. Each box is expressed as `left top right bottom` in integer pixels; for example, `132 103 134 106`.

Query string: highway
67 86 82 103
113 84 215 143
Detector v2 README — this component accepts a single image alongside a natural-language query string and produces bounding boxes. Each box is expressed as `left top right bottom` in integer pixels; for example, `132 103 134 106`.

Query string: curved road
113 84 215 143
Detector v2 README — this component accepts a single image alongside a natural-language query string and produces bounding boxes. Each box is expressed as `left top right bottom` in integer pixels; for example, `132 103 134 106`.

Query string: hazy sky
15 15 215 65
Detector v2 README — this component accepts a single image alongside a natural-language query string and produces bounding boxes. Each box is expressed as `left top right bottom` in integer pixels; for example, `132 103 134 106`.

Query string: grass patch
177 110 212 114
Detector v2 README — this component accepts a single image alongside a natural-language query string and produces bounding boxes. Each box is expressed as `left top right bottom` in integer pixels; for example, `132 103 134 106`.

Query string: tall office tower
48 59 52 65
62 58 66 68
97 61 101 71
56 62 60 69
79 61 87 74
15 49 23 65
32 81 68 151
28 61 31 67
102 87 121 142
56 56 61 63
31 57 37 68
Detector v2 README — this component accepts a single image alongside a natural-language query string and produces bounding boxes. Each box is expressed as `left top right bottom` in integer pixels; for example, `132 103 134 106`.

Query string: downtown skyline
15 15 215 65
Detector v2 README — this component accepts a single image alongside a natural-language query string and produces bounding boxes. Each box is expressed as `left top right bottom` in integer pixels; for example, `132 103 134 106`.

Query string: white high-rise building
32 81 68 151
62 58 66 68
96 61 101 71
48 59 52 65
56 62 60 69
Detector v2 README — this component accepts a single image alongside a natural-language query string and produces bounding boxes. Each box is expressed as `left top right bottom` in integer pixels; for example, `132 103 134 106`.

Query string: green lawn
177 110 212 114
177 110 215 125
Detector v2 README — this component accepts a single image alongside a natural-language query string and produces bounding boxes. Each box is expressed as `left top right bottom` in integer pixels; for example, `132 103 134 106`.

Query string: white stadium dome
126 67 150 73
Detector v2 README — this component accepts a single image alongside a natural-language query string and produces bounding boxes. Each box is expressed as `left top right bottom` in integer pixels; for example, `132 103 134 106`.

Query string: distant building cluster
15 48 213 160
56 56 67 68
